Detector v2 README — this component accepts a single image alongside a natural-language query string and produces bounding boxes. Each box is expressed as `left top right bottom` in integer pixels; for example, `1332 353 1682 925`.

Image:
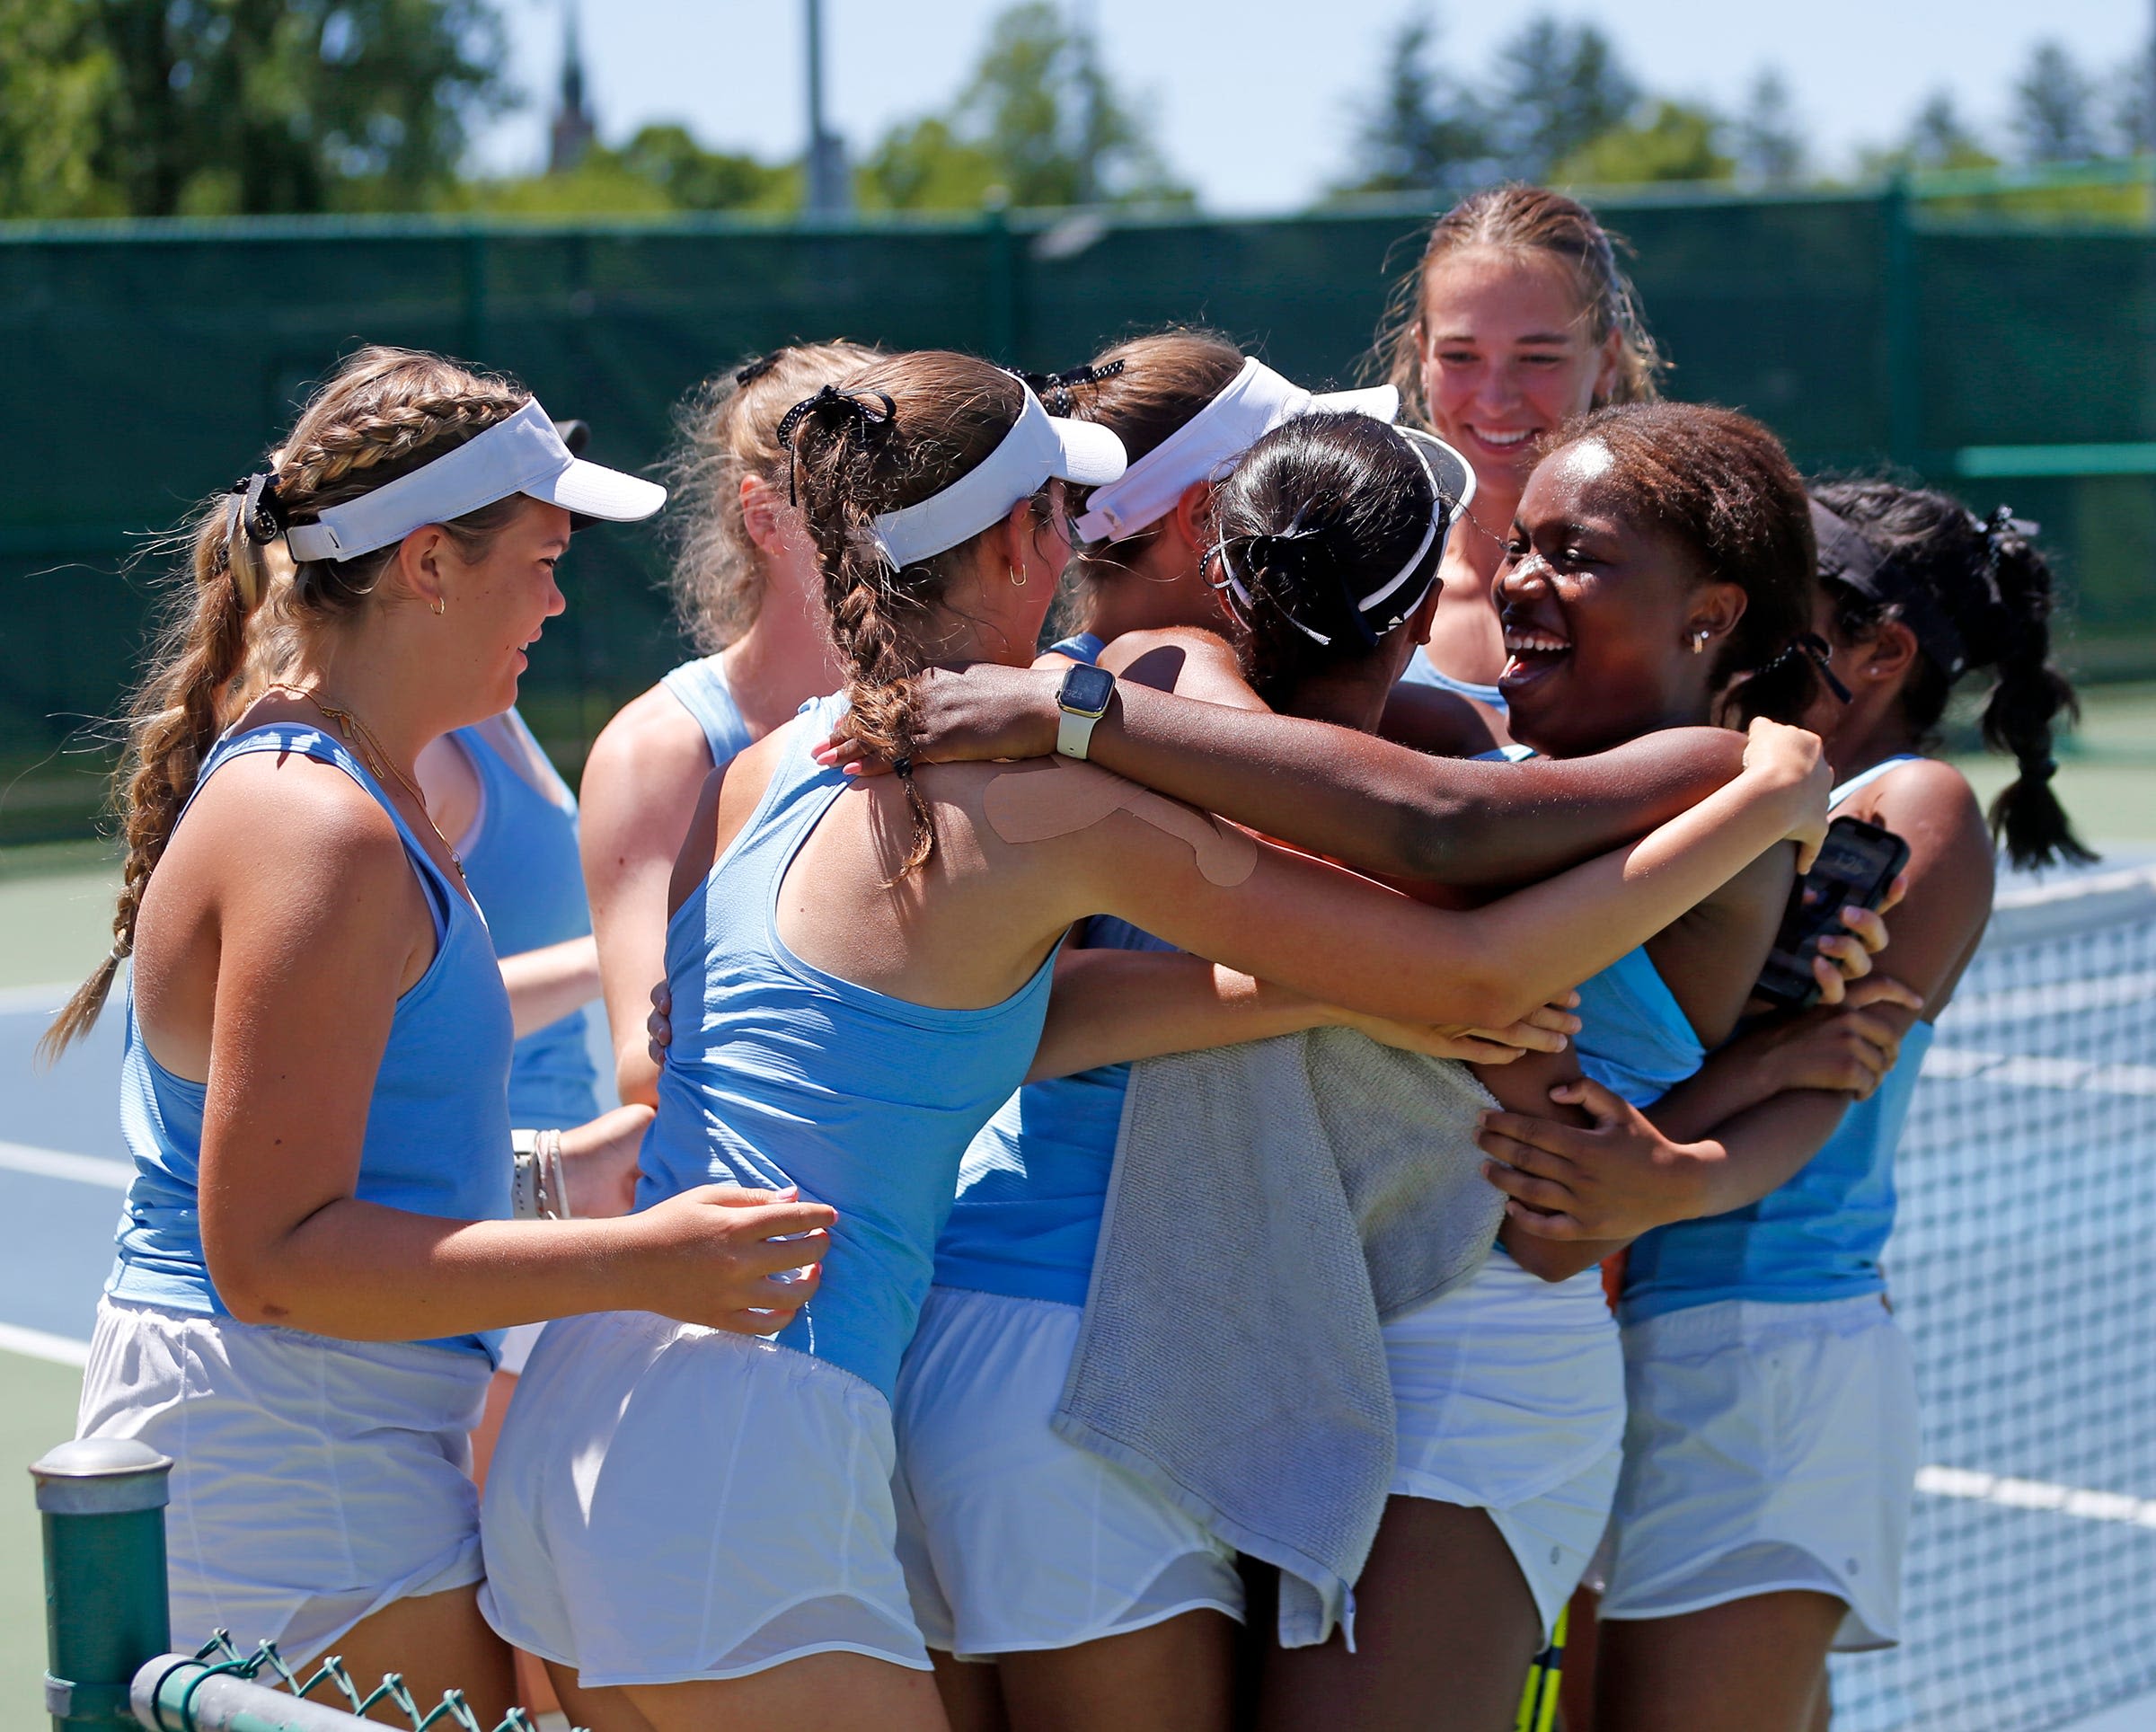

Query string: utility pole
805 0 852 217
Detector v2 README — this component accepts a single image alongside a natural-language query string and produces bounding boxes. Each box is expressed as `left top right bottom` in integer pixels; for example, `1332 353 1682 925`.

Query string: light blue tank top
1476 741 1704 1110
659 654 755 769
1399 646 1509 714
453 716 598 1129
932 632 1170 1307
636 694 1061 1400
107 722 515 1363
1621 755 1929 1321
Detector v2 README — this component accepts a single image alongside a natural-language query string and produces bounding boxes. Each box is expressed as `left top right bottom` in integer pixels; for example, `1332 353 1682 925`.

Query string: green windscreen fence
2 173 2152 838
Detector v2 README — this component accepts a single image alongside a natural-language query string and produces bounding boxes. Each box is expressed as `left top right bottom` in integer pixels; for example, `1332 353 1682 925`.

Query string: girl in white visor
478 349 1827 1732
61 347 844 1720
1379 185 1664 739
579 341 882 1112
894 335 1566 1732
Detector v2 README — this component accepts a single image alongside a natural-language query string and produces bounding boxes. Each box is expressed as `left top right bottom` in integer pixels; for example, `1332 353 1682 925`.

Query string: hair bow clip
775 386 899 501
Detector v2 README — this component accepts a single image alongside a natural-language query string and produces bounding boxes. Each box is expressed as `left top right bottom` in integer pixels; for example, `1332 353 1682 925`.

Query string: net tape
162 1631 580 1732
1832 864 2156 1730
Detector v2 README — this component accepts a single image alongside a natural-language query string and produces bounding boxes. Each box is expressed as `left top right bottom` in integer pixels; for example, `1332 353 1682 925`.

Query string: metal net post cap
31 1437 173 1514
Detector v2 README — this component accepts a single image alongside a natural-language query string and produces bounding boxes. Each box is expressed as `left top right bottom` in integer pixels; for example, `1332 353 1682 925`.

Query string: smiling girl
1379 185 1664 730
58 348 840 1719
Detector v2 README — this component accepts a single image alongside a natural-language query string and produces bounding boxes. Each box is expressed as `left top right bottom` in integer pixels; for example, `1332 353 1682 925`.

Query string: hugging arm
825 661 1751 888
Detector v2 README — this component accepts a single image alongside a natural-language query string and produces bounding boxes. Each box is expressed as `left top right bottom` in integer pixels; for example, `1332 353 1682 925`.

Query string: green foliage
614 124 795 212
1342 11 1489 196
1489 16 1639 181
0 0 510 217
1860 91 2001 179
0 0 119 217
2015 41 2101 164
1558 100 1732 186
859 1 1189 212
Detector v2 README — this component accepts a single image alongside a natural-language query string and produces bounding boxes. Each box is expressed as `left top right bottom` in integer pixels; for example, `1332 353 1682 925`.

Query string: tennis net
1832 860 2156 1731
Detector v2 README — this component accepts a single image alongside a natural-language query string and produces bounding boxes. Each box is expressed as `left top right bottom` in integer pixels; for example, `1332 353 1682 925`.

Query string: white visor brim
284 399 665 563
871 385 1127 571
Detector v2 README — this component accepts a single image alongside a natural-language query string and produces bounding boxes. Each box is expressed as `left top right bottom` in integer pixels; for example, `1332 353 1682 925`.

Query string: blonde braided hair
41 347 532 1060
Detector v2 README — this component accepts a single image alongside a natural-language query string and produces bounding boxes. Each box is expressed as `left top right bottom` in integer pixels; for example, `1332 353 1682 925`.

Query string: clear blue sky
478 0 2152 208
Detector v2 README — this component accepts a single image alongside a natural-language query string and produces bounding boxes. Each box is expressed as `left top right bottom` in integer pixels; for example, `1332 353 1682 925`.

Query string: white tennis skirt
76 1295 490 1664
1383 1252 1626 1638
893 1286 1244 1659
478 1307 931 1687
1596 1294 1919 1651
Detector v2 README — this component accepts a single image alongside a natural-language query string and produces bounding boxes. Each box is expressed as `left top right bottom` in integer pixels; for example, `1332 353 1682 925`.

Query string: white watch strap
1056 707 1102 760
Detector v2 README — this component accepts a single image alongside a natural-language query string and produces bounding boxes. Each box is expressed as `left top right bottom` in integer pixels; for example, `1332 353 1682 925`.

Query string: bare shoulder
1851 757 1992 874
183 746 407 876
582 681 717 809
1098 627 1263 709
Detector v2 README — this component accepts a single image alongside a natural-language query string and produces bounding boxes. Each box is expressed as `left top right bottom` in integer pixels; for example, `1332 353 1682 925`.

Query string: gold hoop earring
1690 629 1708 654
1009 563 1028 588
431 596 446 617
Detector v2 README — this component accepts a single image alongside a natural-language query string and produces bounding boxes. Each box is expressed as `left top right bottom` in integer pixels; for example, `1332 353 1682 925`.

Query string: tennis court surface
2 703 2153 1730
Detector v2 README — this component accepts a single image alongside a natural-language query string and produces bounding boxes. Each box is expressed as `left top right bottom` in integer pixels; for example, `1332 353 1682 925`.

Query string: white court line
0 1321 88 1368
0 1139 130 1189
1917 1464 2156 1528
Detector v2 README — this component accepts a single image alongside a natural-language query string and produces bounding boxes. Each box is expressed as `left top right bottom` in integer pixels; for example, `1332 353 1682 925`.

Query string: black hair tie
226 472 287 544
735 350 785 387
776 385 899 501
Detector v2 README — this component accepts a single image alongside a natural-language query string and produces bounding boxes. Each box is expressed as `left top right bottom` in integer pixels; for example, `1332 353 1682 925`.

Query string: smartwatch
1056 663 1117 761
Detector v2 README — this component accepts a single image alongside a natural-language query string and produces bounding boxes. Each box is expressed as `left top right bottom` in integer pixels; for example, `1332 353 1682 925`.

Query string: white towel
1054 1028 1502 1648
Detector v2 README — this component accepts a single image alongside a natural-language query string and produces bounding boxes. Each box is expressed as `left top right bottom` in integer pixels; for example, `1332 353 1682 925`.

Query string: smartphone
1754 816 1913 1011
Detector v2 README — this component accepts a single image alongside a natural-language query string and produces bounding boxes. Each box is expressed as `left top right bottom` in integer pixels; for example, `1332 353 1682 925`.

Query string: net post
31 1437 172 1731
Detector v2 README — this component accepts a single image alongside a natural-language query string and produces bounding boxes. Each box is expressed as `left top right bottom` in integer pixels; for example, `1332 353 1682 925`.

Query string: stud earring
1689 629 1708 654
1009 562 1028 588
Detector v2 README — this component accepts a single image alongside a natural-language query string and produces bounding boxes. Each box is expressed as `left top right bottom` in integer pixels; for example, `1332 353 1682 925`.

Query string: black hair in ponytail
1811 480 2094 870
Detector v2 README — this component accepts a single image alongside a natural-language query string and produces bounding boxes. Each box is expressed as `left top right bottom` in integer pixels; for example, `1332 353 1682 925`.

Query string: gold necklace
277 685 467 882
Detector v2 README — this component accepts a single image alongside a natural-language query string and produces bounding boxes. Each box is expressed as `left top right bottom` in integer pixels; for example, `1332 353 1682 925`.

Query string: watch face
1061 663 1116 718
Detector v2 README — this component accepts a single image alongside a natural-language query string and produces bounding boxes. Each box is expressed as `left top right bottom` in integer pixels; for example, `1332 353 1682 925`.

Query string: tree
1341 11 1489 196
30 0 510 216
860 2 1189 212
1865 90 1999 174
1558 100 1731 186
2013 40 2100 164
614 125 794 212
1488 16 1639 181
0 0 118 216
1733 69 1805 186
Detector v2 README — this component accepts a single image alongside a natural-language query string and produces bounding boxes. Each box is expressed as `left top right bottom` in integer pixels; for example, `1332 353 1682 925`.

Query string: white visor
283 399 666 563
871 384 1127 571
1072 358 1401 544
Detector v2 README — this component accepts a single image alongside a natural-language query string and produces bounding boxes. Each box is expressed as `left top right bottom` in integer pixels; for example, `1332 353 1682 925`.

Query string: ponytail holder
776 385 899 503
1757 631 1852 704
1021 358 1125 416
2025 754 2059 783
225 472 287 546
735 350 783 387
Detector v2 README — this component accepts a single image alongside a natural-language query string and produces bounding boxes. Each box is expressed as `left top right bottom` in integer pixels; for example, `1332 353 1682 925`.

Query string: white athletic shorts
76 1295 489 1664
1596 1294 1919 1651
1383 1254 1627 1639
493 1321 544 1378
478 1308 932 1687
893 1286 1243 1659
